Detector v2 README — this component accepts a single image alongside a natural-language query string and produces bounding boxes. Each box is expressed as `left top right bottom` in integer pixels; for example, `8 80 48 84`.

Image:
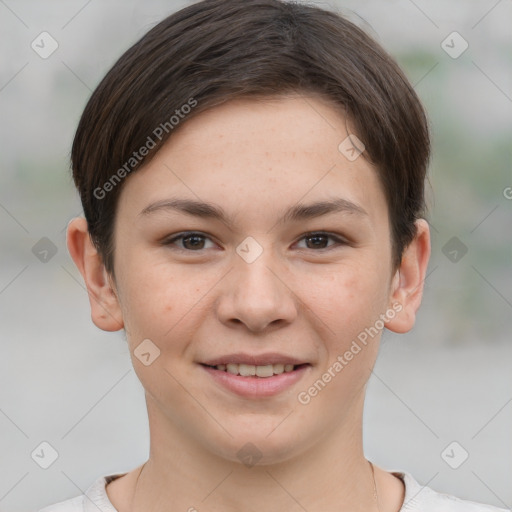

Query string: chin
205 422 309 467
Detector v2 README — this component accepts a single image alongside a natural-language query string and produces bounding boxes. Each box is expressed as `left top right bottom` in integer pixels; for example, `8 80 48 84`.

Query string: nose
215 249 298 333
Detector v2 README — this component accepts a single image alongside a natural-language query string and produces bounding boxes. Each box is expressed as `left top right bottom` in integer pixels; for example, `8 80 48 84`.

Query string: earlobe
385 219 431 334
66 217 124 332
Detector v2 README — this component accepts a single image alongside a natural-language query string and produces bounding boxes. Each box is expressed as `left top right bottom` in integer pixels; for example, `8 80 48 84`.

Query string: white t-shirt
38 470 509 512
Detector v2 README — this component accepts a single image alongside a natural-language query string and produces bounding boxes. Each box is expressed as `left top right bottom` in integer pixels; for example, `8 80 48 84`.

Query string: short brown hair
71 0 430 278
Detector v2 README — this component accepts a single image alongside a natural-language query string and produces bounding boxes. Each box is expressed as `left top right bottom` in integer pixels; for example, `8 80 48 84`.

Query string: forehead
117 94 388 226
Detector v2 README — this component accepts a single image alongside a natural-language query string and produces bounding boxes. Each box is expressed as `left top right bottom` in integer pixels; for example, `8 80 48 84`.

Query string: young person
39 1 507 510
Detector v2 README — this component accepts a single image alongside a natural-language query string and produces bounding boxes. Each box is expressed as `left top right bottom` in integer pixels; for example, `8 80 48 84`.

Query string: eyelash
161 231 348 252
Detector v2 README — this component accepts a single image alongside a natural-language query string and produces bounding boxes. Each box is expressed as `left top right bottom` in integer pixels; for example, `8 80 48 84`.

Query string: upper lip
201 353 310 367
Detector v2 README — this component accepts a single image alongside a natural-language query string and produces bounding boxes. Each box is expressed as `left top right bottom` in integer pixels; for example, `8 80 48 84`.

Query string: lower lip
200 364 310 398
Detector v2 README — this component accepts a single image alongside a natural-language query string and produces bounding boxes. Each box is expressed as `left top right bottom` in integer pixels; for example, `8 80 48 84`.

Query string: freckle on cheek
341 276 358 294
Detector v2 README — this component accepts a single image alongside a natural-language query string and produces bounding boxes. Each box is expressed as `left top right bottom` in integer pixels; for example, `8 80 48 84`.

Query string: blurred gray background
0 0 511 511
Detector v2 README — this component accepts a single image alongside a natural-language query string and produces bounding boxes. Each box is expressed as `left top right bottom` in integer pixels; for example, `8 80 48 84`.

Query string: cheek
297 260 390 359
118 254 217 345
115 257 178 339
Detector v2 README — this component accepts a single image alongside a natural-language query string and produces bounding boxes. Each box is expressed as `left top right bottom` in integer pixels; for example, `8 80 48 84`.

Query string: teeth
226 363 238 375
273 364 285 374
255 365 273 377
239 364 256 376
213 363 298 377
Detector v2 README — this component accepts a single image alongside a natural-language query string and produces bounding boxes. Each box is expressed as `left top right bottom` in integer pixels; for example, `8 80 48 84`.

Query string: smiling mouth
201 363 310 378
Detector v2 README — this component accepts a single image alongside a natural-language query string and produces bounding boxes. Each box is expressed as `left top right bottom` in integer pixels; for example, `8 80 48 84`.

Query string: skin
67 94 430 512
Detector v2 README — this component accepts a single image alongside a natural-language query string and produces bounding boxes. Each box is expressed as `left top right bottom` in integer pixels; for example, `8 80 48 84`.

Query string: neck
128 393 380 512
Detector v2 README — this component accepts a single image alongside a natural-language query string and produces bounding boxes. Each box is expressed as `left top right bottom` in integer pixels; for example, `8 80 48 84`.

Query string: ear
385 219 431 333
66 217 124 331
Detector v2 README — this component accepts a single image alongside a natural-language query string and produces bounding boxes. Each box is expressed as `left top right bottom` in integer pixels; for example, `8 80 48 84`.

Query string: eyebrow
138 197 368 228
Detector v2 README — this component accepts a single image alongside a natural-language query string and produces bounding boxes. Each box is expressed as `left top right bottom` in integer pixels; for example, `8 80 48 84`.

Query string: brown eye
163 232 215 251
296 232 347 251
162 231 347 253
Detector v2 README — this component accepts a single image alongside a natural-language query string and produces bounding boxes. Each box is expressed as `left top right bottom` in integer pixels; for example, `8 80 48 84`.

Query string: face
107 95 401 463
